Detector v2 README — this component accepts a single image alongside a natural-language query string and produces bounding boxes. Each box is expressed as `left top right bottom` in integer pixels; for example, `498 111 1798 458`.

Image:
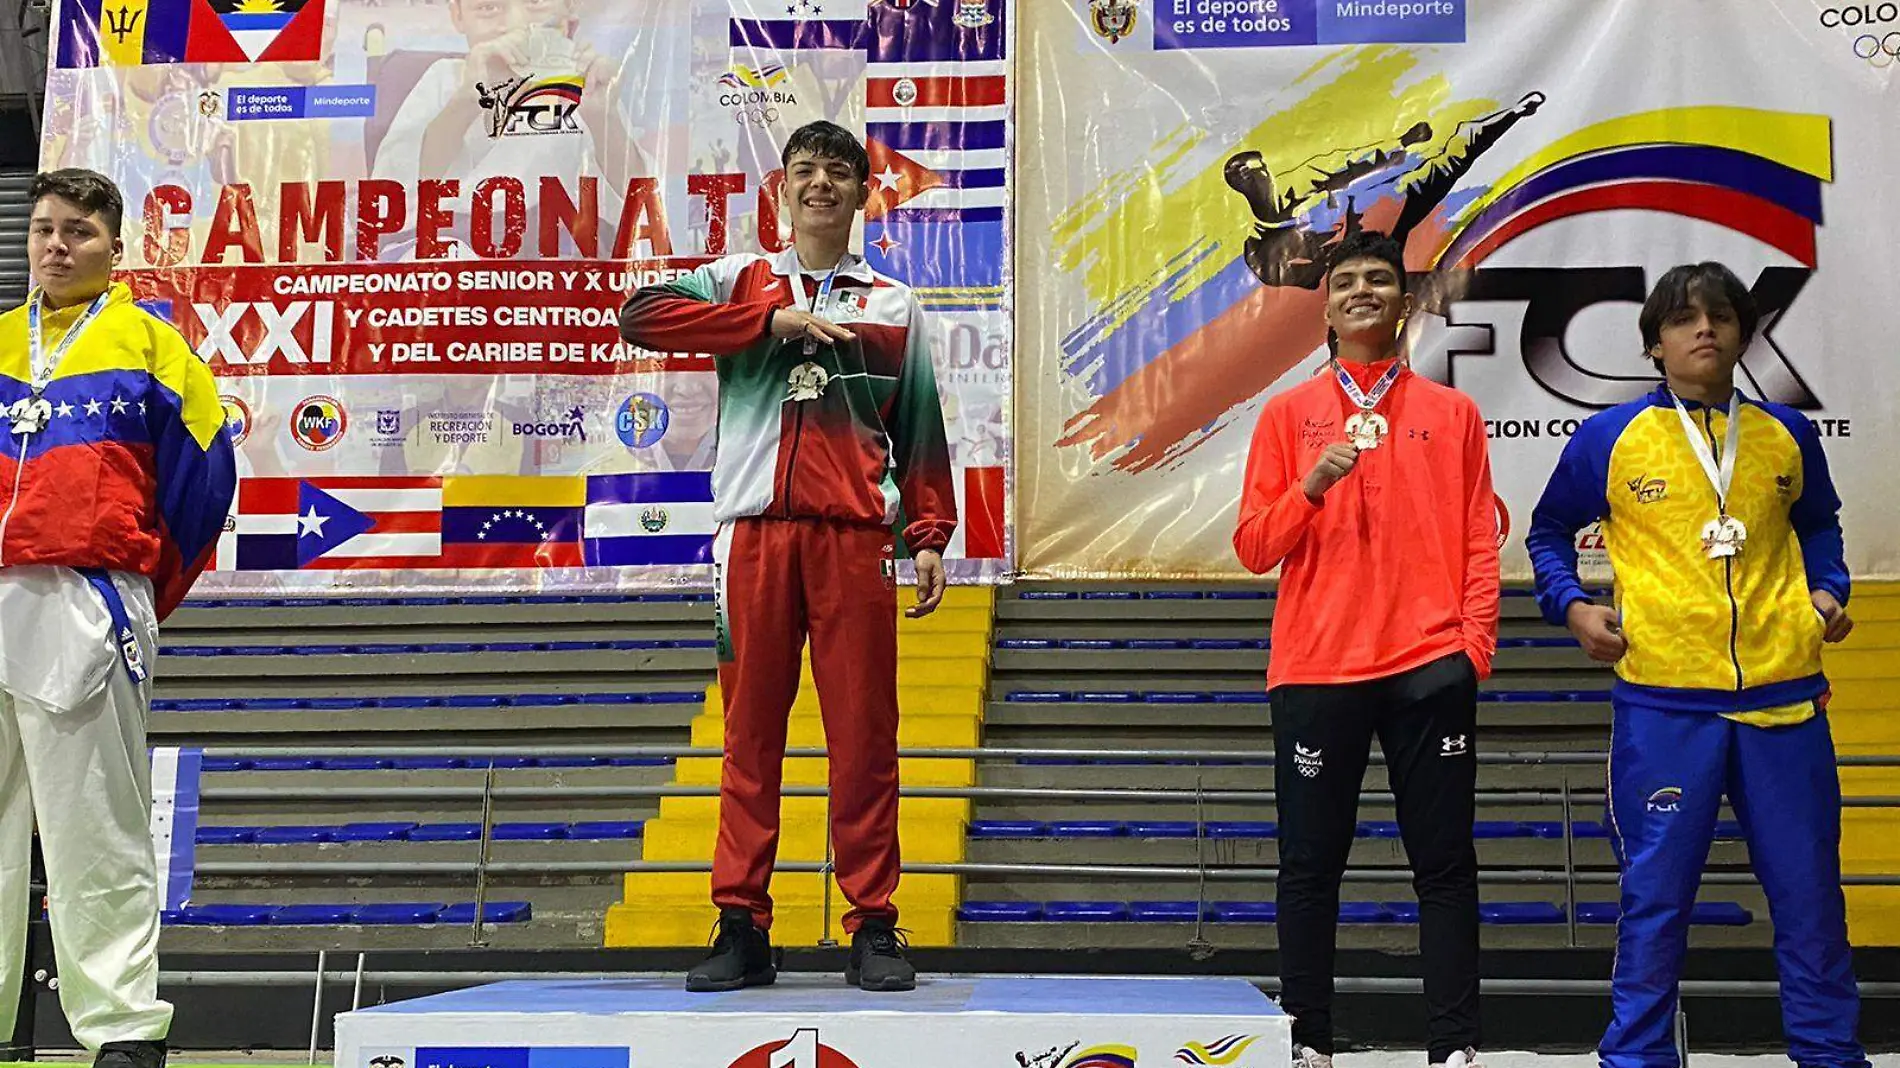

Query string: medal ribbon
1333 358 1402 414
28 289 111 395
1671 389 1741 517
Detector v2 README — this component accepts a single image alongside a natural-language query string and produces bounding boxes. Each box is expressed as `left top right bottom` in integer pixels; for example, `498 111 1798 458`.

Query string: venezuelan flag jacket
1527 385 1847 714
0 284 236 621
618 248 957 554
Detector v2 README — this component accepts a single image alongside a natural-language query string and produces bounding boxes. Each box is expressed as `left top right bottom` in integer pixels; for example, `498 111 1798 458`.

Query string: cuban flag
583 472 716 567
730 0 870 52
862 0 1008 294
230 476 443 570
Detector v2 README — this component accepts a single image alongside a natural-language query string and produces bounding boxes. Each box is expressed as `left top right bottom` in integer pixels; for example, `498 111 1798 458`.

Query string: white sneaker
1293 1047 1333 1068
1432 1048 1483 1068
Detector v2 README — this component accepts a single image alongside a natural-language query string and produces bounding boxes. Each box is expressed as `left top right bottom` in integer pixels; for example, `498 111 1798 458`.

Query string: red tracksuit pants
710 515 900 932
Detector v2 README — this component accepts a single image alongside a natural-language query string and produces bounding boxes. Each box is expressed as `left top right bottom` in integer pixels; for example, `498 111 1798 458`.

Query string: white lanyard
1671 389 1741 516
28 290 110 395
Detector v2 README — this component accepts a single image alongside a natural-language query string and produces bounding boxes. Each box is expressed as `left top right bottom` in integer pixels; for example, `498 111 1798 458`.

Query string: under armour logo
1440 734 1468 756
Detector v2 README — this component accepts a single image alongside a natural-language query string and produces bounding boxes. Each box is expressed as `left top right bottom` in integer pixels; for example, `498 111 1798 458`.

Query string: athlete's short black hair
1325 229 1408 294
1639 262 1758 372
30 168 124 235
781 121 871 183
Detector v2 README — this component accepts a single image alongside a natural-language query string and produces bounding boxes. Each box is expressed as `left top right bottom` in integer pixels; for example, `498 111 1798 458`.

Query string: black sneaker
94 1041 166 1068
684 908 777 992
846 919 915 992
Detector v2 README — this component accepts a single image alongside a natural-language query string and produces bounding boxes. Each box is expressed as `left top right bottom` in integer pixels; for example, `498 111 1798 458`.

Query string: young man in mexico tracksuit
1234 230 1499 1068
619 121 957 993
0 170 235 1068
1527 262 1865 1068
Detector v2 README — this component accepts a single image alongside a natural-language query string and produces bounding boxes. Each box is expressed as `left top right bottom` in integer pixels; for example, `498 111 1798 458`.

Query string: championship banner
1018 0 1900 582
40 0 1015 593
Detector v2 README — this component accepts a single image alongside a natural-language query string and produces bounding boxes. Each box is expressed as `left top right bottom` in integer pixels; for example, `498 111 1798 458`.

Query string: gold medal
1701 515 1747 559
1345 411 1388 450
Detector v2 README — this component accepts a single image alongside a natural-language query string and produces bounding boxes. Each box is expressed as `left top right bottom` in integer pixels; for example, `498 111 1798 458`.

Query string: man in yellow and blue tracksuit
1527 262 1864 1068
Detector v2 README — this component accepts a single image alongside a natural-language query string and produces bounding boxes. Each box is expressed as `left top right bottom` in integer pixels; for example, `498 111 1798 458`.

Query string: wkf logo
291 395 346 451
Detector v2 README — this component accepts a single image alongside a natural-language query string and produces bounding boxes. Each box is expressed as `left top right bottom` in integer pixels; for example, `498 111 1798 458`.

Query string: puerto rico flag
227 476 442 570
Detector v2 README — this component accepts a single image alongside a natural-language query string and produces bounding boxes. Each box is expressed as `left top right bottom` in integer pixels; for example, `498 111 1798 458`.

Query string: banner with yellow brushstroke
1017 0 1900 581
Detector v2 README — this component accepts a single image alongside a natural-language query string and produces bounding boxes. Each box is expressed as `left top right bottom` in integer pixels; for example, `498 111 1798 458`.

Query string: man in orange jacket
1234 230 1499 1068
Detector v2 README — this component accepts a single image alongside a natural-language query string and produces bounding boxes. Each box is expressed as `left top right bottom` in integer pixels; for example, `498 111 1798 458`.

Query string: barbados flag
57 0 192 67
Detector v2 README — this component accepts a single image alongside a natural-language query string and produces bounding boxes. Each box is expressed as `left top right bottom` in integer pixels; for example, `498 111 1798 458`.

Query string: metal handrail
192 782 1900 807
192 744 1900 765
185 858 1900 884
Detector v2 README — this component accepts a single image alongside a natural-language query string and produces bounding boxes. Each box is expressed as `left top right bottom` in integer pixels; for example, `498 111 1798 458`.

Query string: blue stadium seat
1127 821 1199 838
1339 902 1391 923
969 820 1047 839
271 905 356 926
1130 900 1203 922
354 903 445 925
318 757 393 771
1059 639 1117 650
389 757 467 770
1715 821 1744 840
567 821 645 840
1482 902 1566 925
1043 901 1130 922
1047 821 1124 838
490 822 568 841
1189 639 1248 650
408 823 483 842
1473 821 1529 838
1142 692 1213 703
196 827 258 845
439 901 533 924
1141 591 1203 600
1206 822 1276 839
995 639 1052 650
334 823 418 842
1018 591 1075 600
1081 591 1137 601
1691 902 1753 926
1125 639 1184 650
1357 821 1402 839
1209 901 1276 923
1208 591 1270 600
1078 691 1138 703
200 758 252 772
1575 903 1620 925
1006 692 1073 703
1384 902 1420 924
253 826 334 844
958 901 1042 921
251 759 322 772
172 904 273 926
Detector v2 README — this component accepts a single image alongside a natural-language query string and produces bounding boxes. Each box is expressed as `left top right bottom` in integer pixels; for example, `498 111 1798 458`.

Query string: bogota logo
290 395 345 451
477 74 585 138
